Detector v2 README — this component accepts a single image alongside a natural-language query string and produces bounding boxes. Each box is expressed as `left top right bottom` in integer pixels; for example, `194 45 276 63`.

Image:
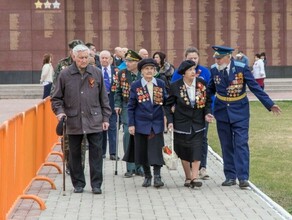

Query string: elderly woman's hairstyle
72 44 90 56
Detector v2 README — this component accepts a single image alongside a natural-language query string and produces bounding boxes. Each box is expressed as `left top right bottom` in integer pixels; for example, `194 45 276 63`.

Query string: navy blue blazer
207 60 274 123
128 78 167 135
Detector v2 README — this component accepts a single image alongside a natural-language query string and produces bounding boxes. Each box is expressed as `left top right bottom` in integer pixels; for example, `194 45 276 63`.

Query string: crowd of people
48 40 281 194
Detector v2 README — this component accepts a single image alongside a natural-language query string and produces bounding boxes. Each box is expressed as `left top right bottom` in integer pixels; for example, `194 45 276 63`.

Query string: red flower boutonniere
196 69 202 75
88 77 95 88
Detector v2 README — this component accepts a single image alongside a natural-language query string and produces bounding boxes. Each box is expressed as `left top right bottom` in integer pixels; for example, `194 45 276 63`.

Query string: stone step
0 84 43 99
247 78 292 93
0 79 291 99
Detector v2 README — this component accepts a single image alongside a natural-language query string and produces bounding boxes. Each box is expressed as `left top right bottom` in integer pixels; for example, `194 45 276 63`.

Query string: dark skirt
122 134 135 163
174 130 204 162
134 132 164 166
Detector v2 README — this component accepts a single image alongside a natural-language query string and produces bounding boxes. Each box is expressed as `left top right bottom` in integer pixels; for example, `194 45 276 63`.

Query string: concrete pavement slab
8 137 291 220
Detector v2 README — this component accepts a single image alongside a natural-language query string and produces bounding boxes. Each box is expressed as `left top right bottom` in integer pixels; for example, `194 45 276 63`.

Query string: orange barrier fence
0 98 59 220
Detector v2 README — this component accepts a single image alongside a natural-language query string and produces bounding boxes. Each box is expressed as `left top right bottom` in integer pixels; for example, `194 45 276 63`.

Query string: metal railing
0 98 60 219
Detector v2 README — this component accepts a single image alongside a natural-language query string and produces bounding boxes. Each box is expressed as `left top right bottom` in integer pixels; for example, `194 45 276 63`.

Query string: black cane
115 114 119 175
61 117 66 196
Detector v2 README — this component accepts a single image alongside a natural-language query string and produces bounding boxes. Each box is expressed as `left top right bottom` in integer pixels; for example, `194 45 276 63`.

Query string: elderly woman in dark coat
127 58 168 188
165 60 214 188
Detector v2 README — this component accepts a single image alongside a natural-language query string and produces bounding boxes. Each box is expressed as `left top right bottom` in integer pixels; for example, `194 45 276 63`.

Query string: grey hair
99 50 111 57
72 44 90 56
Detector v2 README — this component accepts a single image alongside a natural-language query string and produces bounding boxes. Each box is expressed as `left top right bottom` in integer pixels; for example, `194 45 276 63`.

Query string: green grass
208 101 292 214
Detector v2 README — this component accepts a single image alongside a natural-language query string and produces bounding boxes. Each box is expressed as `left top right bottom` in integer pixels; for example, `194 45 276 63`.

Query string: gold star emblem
35 0 43 9
44 0 51 9
52 0 60 9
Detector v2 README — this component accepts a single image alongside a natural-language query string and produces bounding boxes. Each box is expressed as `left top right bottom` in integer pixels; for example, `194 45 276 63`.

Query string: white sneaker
199 168 210 180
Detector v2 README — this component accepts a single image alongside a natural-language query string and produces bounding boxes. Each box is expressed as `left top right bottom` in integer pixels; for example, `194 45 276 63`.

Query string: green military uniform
53 39 87 174
51 56 73 95
114 50 144 177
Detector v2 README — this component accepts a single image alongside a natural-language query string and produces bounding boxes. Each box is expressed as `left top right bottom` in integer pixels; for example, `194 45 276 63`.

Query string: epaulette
211 64 217 69
234 61 245 68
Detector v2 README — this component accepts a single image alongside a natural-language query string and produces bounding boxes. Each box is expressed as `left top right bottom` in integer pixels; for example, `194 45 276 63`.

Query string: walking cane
61 117 66 196
115 113 119 175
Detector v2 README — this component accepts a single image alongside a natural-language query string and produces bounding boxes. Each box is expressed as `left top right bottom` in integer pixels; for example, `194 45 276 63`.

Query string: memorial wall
0 0 291 83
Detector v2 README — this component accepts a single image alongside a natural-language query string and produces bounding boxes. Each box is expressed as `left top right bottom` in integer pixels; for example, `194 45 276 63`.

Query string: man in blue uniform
207 45 281 189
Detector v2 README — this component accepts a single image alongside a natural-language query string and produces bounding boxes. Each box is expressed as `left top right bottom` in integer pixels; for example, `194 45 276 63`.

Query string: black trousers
68 132 103 189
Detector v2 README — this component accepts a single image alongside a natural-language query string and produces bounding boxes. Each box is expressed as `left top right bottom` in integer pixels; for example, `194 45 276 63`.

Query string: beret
212 45 234 58
177 60 197 75
125 50 142 61
137 58 157 72
56 116 66 136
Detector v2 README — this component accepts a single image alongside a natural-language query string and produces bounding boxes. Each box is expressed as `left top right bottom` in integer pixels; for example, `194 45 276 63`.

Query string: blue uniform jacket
207 60 274 123
127 78 167 135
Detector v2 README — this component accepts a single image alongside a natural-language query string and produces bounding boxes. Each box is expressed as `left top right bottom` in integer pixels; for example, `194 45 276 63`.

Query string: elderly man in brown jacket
51 44 111 194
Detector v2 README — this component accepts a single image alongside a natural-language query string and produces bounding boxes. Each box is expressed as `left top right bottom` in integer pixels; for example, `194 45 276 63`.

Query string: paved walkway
7 140 291 220
1 85 292 220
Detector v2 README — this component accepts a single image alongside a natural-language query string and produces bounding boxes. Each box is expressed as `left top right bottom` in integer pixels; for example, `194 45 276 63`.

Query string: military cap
177 60 197 75
212 45 234 58
125 50 142 61
137 58 157 72
68 39 84 49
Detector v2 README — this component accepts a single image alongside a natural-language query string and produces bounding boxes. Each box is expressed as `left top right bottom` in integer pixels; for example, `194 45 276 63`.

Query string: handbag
162 130 178 170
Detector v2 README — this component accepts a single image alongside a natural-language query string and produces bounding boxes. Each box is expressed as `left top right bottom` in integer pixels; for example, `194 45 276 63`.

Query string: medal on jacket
88 77 95 88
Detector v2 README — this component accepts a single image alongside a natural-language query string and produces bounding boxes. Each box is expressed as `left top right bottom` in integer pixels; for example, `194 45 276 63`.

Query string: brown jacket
51 62 111 135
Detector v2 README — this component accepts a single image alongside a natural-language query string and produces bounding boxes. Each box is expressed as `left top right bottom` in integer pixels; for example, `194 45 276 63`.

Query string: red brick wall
0 0 291 72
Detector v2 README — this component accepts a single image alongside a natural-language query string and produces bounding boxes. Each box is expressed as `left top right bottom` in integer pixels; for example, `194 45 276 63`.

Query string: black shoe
110 155 120 160
190 179 202 188
124 171 135 178
222 179 236 186
153 175 164 187
184 179 191 187
142 177 152 187
239 180 250 189
74 187 83 193
92 187 102 194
